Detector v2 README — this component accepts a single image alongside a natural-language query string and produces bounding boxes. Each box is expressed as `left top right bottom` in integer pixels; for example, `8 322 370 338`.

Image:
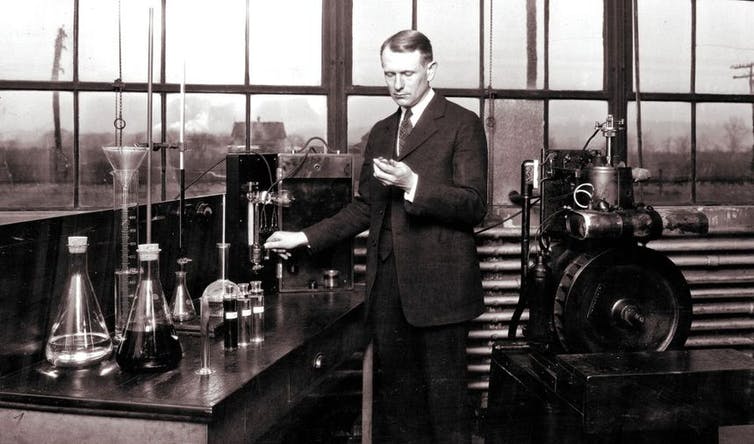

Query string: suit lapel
377 109 401 159
397 94 445 161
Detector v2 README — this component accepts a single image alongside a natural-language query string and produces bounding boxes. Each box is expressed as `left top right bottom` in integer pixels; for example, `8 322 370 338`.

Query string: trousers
368 252 472 444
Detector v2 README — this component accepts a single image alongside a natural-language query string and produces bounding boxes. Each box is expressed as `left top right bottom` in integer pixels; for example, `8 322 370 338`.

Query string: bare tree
723 116 747 153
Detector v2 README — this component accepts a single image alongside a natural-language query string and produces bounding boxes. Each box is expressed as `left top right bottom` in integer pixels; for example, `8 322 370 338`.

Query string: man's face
381 48 436 108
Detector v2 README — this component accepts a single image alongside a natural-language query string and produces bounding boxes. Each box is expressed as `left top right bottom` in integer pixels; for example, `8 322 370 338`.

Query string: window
2 0 754 217
549 0 603 90
632 0 754 204
0 91 74 209
627 102 692 204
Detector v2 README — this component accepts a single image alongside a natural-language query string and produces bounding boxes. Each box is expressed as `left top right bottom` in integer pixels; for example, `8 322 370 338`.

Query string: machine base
486 347 754 443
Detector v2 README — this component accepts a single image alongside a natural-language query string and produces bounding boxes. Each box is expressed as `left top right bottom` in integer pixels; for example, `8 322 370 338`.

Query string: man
264 30 487 443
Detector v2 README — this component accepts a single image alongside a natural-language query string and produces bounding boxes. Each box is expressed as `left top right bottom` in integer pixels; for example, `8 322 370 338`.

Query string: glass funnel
45 236 113 368
116 243 183 373
102 146 148 342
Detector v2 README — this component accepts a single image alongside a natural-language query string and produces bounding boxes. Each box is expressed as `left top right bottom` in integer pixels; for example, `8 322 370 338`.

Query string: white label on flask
253 306 264 314
242 309 252 316
225 312 238 319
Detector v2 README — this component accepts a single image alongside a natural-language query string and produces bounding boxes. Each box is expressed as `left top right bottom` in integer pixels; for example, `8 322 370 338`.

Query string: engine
514 116 707 354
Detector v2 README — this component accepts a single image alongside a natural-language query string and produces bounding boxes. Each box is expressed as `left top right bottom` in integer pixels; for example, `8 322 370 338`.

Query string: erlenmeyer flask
170 270 195 322
45 236 113 368
116 243 182 372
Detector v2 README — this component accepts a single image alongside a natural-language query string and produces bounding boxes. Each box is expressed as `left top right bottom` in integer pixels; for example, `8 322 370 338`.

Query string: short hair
380 30 433 65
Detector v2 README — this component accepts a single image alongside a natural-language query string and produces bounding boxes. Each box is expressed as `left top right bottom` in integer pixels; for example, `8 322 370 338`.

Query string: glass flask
201 243 239 318
45 236 113 368
250 280 265 344
116 243 183 372
170 270 195 322
237 283 252 347
102 146 148 343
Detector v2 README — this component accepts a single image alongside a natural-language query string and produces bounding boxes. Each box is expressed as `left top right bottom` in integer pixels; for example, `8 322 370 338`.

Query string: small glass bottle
45 236 113 368
237 283 252 347
250 281 265 343
116 244 182 372
201 243 237 318
223 285 238 351
170 270 195 322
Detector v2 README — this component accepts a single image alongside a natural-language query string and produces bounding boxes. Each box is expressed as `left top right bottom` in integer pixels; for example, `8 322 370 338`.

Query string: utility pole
731 62 754 173
51 26 68 182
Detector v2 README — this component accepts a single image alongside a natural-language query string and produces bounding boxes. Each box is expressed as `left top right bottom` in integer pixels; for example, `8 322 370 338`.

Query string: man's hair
380 30 433 65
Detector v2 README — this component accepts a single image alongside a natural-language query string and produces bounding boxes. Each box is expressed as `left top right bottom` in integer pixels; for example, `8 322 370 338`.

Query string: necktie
398 108 413 156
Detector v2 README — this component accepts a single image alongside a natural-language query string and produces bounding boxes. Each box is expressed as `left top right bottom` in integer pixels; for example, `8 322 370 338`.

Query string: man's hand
373 157 418 192
264 231 309 260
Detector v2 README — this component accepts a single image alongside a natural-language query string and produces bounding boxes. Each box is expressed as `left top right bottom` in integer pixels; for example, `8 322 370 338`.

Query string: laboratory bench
0 289 366 444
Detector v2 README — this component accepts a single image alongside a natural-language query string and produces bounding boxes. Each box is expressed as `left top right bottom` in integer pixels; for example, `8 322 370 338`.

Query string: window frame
1 0 753 210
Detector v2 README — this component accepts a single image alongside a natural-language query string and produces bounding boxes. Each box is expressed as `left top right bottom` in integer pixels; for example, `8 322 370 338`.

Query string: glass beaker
102 146 148 342
170 270 195 322
201 243 239 318
116 243 183 373
45 236 113 368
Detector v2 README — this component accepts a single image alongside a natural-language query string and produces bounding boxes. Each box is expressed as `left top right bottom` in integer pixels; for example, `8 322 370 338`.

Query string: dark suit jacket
304 93 488 327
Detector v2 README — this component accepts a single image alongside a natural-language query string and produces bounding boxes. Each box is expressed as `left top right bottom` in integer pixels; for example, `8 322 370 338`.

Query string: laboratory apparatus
116 243 182 372
102 145 148 342
237 283 251 347
225 152 354 292
170 269 195 322
45 236 113 368
196 284 213 376
249 281 265 344
223 281 239 350
201 243 239 318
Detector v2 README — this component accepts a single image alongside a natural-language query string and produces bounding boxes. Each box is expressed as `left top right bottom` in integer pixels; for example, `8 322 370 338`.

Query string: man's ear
426 61 438 82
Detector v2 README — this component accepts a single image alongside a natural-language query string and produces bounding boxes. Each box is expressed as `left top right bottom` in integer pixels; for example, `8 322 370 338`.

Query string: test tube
238 283 251 347
196 291 213 375
223 282 238 351
250 281 265 343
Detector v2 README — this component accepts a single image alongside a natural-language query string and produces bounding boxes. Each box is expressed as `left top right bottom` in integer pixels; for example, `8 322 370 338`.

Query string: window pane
548 100 608 150
0 2 73 81
0 91 74 209
696 103 754 204
352 0 411 86
417 0 480 88
448 97 481 116
165 94 245 198
166 0 245 84
549 0 603 90
250 95 327 148
484 0 545 89
627 102 692 204
348 96 397 148
80 0 163 83
249 0 322 85
79 92 162 208
636 0 691 93
697 0 754 94
489 100 543 206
